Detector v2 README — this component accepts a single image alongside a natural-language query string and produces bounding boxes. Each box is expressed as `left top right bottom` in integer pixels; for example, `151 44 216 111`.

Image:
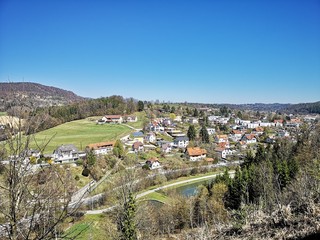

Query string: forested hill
284 101 320 114
0 82 84 111
207 102 320 114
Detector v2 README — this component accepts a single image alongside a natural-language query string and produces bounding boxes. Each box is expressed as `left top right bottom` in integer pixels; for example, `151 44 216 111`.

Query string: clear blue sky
1 0 319 104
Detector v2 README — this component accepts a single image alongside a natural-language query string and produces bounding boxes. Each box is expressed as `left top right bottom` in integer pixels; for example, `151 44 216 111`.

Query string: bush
82 168 90 177
75 159 83 166
75 175 80 181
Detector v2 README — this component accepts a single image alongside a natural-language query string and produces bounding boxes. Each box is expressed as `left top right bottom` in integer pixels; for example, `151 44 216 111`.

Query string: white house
186 147 207 161
151 124 165 132
53 144 85 163
229 130 243 142
101 115 123 124
207 128 216 135
215 147 234 159
86 141 115 155
145 158 161 170
144 132 156 143
124 115 138 122
132 141 144 152
188 118 199 124
241 134 257 144
247 122 260 129
274 119 284 127
161 143 172 153
215 135 228 143
174 136 189 148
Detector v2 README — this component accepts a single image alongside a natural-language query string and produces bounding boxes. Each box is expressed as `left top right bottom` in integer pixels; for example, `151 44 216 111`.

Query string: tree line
21 96 140 134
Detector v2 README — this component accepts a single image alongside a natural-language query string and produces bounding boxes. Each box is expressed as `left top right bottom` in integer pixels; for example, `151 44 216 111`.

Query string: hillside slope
0 82 84 111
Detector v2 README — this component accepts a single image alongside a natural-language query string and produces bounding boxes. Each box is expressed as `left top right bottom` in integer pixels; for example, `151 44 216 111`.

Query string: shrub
82 168 90 177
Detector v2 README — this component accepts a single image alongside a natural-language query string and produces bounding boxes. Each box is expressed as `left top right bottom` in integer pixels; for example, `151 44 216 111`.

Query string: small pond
166 179 213 197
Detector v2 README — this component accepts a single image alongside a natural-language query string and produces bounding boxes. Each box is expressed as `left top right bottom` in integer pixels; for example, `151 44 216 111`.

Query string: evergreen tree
137 101 144 112
199 125 210 143
225 168 243 210
119 193 137 240
193 108 199 117
204 115 209 126
187 125 196 141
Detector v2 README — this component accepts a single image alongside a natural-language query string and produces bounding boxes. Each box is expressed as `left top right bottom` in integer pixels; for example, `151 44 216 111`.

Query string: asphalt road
85 170 235 215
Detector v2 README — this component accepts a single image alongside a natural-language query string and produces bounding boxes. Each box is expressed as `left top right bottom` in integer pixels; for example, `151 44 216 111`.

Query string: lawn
64 214 109 240
30 118 134 154
0 112 7 116
124 111 147 129
138 191 170 204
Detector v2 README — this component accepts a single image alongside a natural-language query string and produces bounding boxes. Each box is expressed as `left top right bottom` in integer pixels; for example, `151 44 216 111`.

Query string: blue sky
1 0 319 104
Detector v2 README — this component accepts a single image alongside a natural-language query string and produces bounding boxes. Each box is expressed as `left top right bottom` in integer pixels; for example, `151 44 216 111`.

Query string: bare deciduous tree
0 108 82 239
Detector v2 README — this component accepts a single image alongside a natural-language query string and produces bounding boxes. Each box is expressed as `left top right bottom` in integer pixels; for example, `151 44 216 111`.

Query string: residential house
53 144 84 163
253 127 264 135
161 143 172 153
286 118 301 128
207 128 216 135
277 130 290 138
216 117 229 124
241 134 257 144
217 141 230 149
101 115 123 124
215 134 228 143
162 119 172 126
215 147 233 159
151 124 165 132
144 132 156 143
145 158 161 170
208 115 220 123
188 118 199 124
132 131 144 143
186 147 207 161
132 141 144 152
86 141 115 155
174 136 189 148
124 115 138 122
247 122 260 129
229 130 243 142
273 119 283 127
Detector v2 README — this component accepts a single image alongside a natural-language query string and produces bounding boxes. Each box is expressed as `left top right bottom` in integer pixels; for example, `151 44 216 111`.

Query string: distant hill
284 101 320 114
0 82 85 111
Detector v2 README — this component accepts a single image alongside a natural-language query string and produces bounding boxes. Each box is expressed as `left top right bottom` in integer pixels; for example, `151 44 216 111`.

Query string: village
12 105 319 173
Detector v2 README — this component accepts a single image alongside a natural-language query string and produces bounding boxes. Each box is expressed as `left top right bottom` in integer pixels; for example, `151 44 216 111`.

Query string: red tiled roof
187 147 207 156
232 130 242 135
133 141 143 149
255 127 264 132
216 134 228 139
274 119 283 123
87 141 115 150
105 115 122 119
245 134 256 140
218 142 227 148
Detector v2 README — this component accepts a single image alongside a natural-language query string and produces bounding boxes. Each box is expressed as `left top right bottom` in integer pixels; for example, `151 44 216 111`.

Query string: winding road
85 170 235 215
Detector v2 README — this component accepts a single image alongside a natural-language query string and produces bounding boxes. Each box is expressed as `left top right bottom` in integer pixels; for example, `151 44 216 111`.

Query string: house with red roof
186 147 207 161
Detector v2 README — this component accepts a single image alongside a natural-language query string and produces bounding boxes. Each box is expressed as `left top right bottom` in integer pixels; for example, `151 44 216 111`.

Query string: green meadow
30 118 134 154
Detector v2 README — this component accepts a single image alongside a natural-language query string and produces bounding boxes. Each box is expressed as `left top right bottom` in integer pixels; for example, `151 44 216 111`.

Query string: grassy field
0 112 7 116
125 111 147 129
64 214 108 240
30 118 134 154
